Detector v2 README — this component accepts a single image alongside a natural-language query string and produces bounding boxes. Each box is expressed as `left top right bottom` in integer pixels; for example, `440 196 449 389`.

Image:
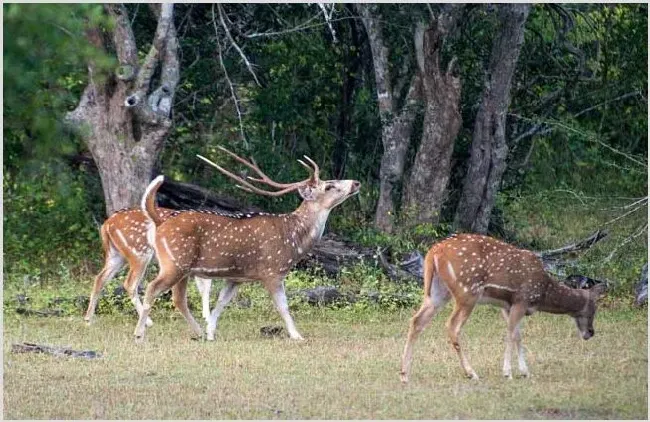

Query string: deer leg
447 302 478 380
84 245 125 324
503 303 526 379
124 254 154 327
206 281 238 341
194 277 213 322
400 299 439 383
400 277 450 383
171 277 203 339
267 280 303 340
134 269 181 342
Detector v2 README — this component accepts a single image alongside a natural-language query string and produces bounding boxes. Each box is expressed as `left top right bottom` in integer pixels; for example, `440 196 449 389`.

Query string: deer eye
325 185 335 191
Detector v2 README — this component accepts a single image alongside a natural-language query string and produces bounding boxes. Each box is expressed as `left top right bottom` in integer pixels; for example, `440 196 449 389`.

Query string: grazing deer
400 233 606 382
84 208 214 326
133 146 361 341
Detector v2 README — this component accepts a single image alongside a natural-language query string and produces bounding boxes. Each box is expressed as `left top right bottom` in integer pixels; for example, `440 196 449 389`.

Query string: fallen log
535 229 608 260
11 342 102 359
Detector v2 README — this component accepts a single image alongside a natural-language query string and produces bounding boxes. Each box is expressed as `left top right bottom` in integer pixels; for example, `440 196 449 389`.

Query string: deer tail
422 248 440 299
141 175 165 227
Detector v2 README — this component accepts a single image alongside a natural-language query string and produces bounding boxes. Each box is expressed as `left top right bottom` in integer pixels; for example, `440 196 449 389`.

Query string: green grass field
3 304 647 419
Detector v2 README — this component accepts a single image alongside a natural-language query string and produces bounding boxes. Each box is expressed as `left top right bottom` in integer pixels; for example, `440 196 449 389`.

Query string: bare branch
573 91 641 118
246 9 324 38
535 229 608 259
217 4 261 87
318 3 338 43
602 198 647 227
212 5 248 148
510 114 648 168
604 223 648 264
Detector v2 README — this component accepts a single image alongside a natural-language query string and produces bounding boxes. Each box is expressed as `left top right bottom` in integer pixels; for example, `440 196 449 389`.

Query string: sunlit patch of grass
3 304 647 419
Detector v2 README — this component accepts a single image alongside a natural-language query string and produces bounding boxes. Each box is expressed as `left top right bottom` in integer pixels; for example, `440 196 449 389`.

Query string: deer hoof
134 335 145 344
83 316 94 325
468 372 480 381
399 372 409 384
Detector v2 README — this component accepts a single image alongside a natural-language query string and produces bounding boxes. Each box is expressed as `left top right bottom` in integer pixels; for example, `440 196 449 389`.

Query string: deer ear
298 185 316 201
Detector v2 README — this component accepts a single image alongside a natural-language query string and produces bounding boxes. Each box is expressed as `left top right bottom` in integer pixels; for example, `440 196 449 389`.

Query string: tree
65 4 180 215
454 4 530 233
356 4 422 233
402 6 463 226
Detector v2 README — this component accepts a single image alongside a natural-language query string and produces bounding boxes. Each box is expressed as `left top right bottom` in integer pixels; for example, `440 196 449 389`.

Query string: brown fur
400 233 605 382
135 169 360 342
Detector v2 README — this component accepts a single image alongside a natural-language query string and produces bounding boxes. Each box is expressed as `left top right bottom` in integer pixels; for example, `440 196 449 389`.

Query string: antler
197 146 319 197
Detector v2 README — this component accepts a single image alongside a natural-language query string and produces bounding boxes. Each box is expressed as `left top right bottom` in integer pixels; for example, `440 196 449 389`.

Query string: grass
3 303 647 420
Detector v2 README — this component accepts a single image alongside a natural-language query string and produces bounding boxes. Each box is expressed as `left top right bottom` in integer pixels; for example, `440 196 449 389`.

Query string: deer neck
284 201 331 258
539 280 588 315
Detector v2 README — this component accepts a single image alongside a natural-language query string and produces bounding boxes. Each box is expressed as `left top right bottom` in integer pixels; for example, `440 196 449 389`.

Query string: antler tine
197 154 303 197
302 155 320 181
216 146 307 189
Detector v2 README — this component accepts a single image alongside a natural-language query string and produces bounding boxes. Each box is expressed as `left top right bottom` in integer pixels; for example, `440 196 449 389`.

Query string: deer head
574 283 607 340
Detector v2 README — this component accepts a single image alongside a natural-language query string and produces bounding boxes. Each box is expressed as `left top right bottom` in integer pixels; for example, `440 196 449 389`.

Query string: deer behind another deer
400 233 606 382
134 147 360 342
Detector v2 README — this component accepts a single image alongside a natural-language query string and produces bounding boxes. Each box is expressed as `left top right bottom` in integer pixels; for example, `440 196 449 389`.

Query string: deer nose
351 181 361 192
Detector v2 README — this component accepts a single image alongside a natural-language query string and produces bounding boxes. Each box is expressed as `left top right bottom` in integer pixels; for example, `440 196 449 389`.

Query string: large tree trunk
357 4 422 233
65 4 179 216
403 10 462 226
454 4 530 233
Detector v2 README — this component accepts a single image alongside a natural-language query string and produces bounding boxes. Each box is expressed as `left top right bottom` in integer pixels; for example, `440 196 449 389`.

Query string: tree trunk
454 4 530 233
403 11 462 226
356 4 422 233
65 4 180 216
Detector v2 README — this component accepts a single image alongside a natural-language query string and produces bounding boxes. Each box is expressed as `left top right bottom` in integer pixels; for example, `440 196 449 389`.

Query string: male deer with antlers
133 146 360 341
400 233 606 382
83 208 214 326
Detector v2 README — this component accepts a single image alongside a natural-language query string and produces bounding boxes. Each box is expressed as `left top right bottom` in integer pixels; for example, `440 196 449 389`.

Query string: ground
3 304 648 419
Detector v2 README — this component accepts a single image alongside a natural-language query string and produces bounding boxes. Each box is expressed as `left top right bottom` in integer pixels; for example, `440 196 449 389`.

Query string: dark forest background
3 3 647 305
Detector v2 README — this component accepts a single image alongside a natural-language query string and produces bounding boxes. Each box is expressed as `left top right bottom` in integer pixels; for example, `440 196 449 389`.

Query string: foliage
2 4 646 302
3 160 102 279
3 4 113 165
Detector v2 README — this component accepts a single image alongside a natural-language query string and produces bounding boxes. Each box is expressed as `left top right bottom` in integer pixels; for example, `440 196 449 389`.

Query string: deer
400 233 606 383
133 146 361 342
84 208 215 327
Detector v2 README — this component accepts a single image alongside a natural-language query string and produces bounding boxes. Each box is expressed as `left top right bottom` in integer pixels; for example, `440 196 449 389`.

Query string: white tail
133 146 361 342
400 233 606 382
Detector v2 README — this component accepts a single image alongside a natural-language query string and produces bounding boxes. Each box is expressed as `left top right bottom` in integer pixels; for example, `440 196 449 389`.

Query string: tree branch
212 5 248 149
218 4 261 87
105 4 138 67
535 229 608 260
318 3 338 43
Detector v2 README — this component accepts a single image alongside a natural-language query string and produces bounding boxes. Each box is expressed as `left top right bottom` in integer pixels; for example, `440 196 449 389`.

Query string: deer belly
477 287 514 308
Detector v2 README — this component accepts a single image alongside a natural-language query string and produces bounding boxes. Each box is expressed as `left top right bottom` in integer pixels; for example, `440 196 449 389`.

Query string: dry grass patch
3 305 647 419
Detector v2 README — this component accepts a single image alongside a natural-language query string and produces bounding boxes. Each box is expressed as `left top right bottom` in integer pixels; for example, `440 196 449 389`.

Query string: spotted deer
84 208 214 326
400 233 606 382
133 146 361 341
